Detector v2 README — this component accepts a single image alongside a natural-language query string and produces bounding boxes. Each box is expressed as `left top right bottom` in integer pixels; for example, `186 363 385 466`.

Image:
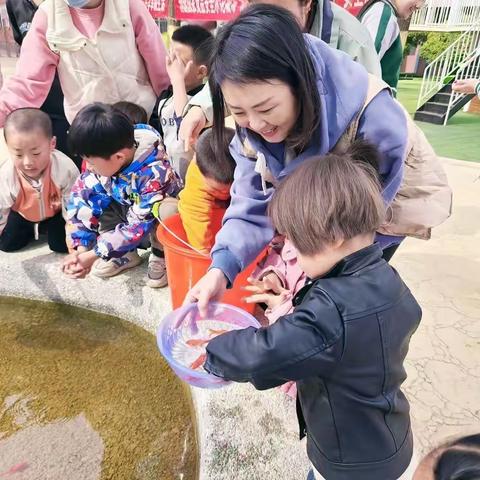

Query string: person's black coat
205 244 421 480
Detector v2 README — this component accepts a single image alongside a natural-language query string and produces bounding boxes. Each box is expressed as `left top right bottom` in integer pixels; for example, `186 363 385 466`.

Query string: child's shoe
91 250 142 278
146 253 168 288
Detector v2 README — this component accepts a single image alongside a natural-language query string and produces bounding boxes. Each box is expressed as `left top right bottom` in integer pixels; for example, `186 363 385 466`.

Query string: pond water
0 297 198 480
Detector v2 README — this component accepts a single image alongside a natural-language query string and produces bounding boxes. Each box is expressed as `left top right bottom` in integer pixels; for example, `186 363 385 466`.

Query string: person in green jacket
359 0 425 94
178 0 381 148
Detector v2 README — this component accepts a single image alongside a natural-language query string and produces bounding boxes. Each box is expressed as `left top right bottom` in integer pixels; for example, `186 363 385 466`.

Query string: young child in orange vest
0 108 79 252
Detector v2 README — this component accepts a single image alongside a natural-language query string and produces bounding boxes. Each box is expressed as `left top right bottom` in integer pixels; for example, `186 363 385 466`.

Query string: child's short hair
195 127 235 185
112 101 148 125
68 103 135 159
171 25 214 66
430 433 480 479
269 141 385 255
4 108 52 142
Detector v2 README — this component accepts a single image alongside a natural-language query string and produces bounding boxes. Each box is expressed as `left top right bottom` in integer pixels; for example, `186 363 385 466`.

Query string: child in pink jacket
245 235 307 398
0 0 169 127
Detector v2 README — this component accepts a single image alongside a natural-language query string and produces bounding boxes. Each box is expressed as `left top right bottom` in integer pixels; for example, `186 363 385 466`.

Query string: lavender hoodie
212 35 407 285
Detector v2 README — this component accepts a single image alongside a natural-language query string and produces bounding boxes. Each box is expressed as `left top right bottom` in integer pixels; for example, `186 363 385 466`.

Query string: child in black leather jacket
204 141 422 480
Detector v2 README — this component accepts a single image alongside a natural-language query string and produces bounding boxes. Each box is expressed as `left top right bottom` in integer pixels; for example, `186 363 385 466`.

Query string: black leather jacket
205 244 421 480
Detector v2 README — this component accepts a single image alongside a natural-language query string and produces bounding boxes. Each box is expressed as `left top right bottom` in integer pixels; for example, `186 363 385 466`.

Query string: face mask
63 0 91 8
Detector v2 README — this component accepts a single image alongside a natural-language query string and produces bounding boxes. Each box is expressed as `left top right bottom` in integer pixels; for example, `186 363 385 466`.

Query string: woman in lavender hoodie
186 4 408 315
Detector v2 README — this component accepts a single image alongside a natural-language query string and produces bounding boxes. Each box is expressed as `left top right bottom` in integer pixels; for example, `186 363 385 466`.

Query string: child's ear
198 64 208 78
50 136 57 150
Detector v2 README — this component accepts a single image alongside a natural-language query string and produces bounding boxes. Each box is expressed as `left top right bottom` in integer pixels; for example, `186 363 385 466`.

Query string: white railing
410 0 480 32
417 20 480 109
444 48 480 124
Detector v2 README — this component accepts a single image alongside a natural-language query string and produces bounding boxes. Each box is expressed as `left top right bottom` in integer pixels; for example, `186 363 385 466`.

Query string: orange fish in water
186 338 210 347
0 463 29 477
186 330 228 348
208 329 228 336
190 353 207 370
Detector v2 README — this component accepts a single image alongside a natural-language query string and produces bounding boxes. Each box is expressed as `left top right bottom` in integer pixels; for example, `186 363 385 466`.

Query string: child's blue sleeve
67 173 112 250
94 160 182 259
204 287 343 390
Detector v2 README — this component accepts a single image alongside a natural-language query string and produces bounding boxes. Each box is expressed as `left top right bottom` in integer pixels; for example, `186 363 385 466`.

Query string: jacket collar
293 244 384 306
317 243 384 280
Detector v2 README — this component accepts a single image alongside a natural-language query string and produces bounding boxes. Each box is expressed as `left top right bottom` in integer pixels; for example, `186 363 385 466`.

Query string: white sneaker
146 253 168 288
91 250 143 278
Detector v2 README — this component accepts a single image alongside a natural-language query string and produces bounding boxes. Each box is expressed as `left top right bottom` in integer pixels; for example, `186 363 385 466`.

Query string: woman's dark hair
434 434 480 480
68 103 135 159
112 101 148 125
195 127 236 184
210 4 320 157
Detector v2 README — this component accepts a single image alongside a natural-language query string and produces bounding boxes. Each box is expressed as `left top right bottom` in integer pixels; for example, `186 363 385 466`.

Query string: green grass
397 79 480 163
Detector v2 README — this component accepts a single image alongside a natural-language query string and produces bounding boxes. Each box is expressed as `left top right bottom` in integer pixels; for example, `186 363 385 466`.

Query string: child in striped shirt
359 0 425 93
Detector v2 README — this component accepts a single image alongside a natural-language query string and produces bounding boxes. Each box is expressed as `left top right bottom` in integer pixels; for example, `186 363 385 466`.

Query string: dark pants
0 210 68 253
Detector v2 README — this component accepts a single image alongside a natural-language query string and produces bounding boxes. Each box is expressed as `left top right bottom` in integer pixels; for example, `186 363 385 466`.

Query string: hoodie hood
119 124 163 176
243 34 369 180
134 124 162 162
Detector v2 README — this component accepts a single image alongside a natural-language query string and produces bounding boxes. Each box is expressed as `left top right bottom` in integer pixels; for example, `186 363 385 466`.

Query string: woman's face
222 79 299 143
248 0 313 31
395 0 425 19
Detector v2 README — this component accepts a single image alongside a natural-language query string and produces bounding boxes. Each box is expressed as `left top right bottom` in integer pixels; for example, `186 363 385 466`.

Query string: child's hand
244 273 290 310
165 50 193 87
62 250 97 279
62 252 86 278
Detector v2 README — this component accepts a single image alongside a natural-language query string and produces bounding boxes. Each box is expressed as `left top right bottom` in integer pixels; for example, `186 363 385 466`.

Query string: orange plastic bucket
156 214 263 314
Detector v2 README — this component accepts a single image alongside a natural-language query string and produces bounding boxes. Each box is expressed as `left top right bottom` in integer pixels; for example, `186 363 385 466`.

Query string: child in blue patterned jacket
62 102 182 286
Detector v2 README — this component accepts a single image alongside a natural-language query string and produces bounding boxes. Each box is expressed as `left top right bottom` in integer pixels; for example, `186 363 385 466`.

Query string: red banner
173 0 247 21
333 0 369 16
144 0 169 18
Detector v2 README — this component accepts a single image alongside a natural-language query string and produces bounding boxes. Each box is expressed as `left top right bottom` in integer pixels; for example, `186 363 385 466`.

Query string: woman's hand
184 268 228 317
452 79 480 95
179 106 207 152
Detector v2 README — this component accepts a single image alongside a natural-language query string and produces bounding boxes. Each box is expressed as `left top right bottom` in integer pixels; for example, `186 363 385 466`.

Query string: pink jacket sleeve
0 9 58 127
130 0 169 96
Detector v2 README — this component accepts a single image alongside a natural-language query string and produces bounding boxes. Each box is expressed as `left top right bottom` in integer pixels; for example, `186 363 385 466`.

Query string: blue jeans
307 469 316 480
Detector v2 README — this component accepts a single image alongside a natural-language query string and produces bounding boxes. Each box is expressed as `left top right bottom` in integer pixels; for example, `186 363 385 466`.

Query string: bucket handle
157 218 211 258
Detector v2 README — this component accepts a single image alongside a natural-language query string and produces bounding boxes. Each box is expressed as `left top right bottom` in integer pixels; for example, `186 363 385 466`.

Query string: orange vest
12 163 62 222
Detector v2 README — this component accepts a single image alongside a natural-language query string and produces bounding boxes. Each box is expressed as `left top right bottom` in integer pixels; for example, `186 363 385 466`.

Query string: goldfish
190 353 207 371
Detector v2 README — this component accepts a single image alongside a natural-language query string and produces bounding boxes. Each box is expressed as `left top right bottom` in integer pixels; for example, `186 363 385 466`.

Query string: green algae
0 296 198 479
